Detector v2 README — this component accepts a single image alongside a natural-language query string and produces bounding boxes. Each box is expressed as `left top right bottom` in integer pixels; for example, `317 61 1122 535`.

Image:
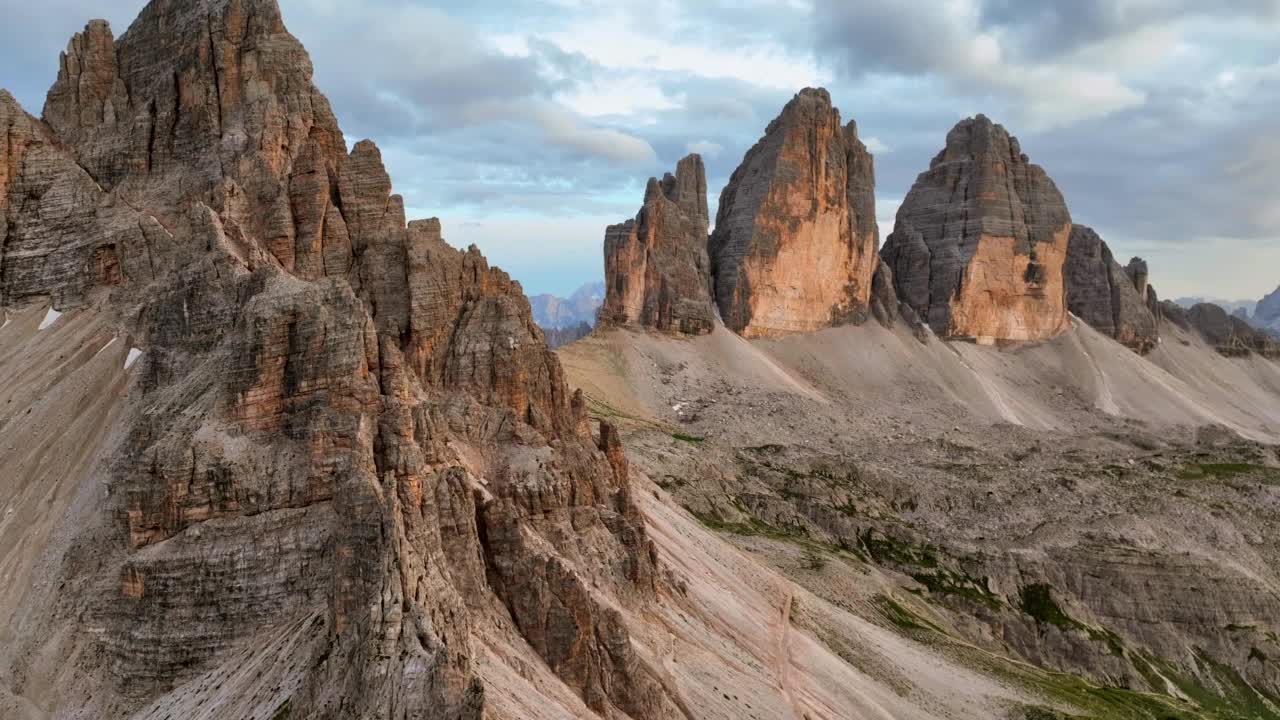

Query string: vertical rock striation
601 153 716 334
1064 225 1159 352
1 2 681 718
882 115 1071 344
709 88 881 338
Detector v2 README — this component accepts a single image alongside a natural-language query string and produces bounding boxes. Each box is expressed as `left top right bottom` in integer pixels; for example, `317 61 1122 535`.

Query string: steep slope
560 320 1280 719
600 154 716 335
0 2 674 718
882 115 1072 344
709 88 881 338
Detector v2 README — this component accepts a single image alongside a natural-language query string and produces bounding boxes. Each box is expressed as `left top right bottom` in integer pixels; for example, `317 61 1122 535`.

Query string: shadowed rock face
1064 225 1159 353
882 115 1071 344
709 87 881 338
601 153 716 335
1 1 681 718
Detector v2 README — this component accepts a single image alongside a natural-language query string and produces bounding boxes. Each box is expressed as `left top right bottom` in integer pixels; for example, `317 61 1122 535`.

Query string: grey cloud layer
0 0 1276 297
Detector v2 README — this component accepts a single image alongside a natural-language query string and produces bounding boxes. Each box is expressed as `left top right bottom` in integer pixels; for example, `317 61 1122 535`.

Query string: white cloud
528 102 656 163
862 136 891 154
686 140 724 158
555 76 683 120
542 9 826 91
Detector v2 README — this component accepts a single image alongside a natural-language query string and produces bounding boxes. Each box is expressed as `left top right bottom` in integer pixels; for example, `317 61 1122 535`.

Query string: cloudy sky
3 0 1279 300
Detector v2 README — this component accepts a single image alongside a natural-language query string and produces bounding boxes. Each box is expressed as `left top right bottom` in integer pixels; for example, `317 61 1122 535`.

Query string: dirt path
772 590 805 720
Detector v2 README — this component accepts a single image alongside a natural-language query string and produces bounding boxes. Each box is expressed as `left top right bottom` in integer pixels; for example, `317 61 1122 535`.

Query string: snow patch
38 308 62 331
1 313 9 330
94 337 119 358
125 348 143 370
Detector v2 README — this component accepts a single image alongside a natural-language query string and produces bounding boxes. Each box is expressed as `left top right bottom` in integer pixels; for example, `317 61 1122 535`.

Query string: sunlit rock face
601 153 716 335
709 87 881 338
882 115 1072 344
1 1 681 717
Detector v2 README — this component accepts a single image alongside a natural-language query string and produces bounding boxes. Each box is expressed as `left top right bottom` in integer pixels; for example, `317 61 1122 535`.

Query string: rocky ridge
1163 301 1280 358
1064 225 1160 353
708 88 881 338
1 2 681 718
600 154 716 335
882 114 1072 344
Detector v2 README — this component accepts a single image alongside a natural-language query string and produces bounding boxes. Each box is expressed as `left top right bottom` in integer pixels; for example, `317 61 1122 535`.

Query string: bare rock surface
1 2 679 718
1164 301 1280 358
1064 225 1159 352
560 318 1280 720
882 115 1071 344
601 154 715 335
709 88 881 338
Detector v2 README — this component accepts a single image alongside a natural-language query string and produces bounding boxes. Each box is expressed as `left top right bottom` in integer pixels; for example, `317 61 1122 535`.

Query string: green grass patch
875 594 943 633
1020 584 1079 629
672 432 705 444
688 507 809 541
1178 462 1280 482
911 568 1003 609
860 530 940 568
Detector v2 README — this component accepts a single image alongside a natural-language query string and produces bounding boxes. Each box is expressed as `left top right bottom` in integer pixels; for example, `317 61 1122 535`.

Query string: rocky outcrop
1 2 682 718
1253 286 1280 334
1064 225 1159 352
1163 301 1280 358
882 115 1071 344
601 154 715 335
709 88 881 338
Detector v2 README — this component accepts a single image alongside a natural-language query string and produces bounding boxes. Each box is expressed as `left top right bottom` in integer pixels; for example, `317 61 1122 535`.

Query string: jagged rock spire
601 153 716 335
1 1 680 717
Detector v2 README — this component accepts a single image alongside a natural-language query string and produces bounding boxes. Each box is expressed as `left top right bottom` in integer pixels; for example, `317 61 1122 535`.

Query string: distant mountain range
529 281 604 330
1173 296 1256 317
1177 288 1280 337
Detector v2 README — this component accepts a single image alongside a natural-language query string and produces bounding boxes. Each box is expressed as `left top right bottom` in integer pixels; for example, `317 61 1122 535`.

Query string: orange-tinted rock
882 115 1071 344
3 1 681 718
601 153 715 334
709 88 881 338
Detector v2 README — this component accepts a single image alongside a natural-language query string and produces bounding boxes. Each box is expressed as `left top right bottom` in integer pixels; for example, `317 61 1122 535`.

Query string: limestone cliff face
882 115 1071 343
1 2 680 718
709 88 880 338
1064 225 1159 353
601 154 715 335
